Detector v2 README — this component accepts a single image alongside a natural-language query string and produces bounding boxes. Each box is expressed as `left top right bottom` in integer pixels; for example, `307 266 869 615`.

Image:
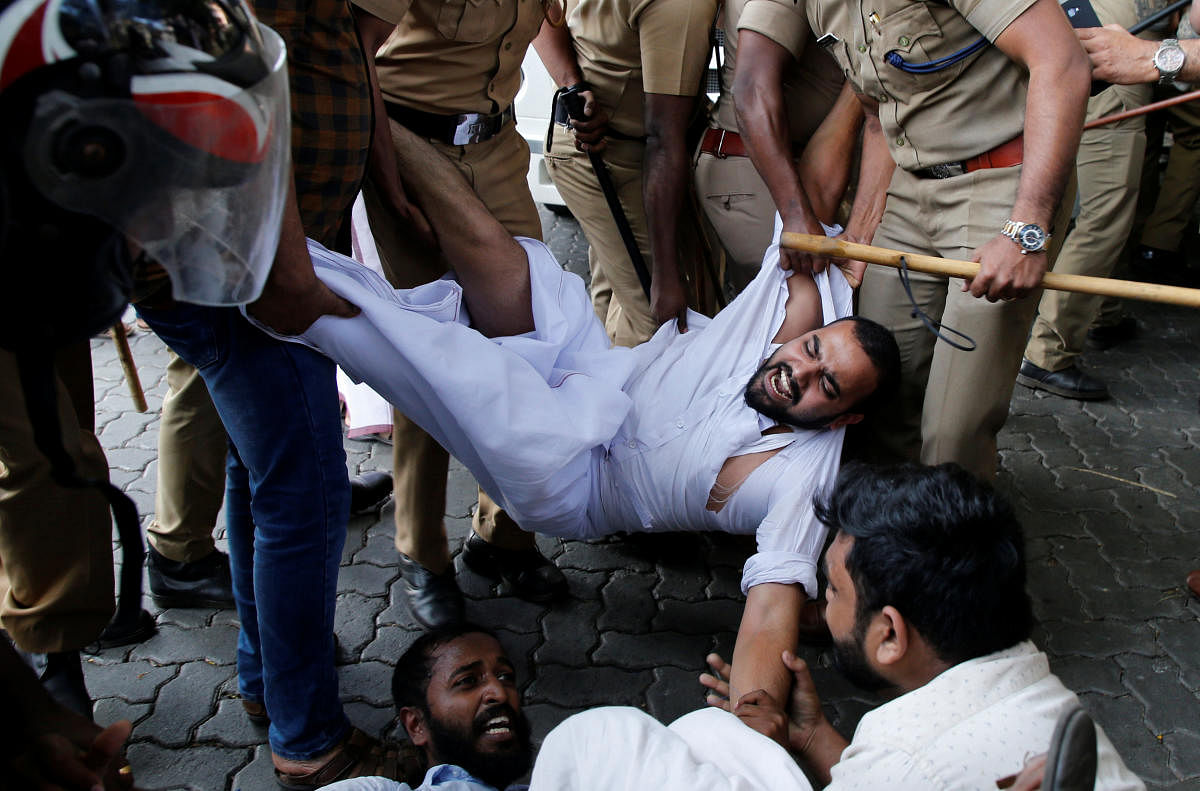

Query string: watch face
1018 225 1046 251
1156 45 1186 74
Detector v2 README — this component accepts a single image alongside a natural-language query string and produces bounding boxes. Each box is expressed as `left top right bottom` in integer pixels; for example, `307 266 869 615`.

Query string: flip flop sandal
1043 704 1097 791
275 727 425 789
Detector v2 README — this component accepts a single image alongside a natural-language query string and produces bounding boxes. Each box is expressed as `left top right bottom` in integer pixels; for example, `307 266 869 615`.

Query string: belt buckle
927 162 965 179
452 113 489 145
715 128 728 159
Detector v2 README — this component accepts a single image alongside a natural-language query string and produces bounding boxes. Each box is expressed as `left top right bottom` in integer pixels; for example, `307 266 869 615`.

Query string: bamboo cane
1084 88 1200 130
109 322 149 412
779 233 1200 308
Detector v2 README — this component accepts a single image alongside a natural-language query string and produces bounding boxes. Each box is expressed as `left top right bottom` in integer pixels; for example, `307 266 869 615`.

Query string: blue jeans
137 302 350 760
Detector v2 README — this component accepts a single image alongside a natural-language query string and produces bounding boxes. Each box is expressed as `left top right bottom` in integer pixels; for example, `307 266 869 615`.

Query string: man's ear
828 412 864 429
871 605 909 667
400 706 431 747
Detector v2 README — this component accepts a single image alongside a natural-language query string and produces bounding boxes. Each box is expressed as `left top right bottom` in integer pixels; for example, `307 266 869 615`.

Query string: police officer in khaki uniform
763 0 1090 480
357 0 570 627
539 0 718 347
1018 0 1152 400
694 4 852 293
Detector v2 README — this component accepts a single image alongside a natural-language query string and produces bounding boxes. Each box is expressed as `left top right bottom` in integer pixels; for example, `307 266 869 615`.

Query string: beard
425 703 533 790
743 361 836 430
831 631 893 693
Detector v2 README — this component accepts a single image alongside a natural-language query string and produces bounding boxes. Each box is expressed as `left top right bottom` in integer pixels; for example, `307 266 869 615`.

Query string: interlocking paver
80 211 1199 790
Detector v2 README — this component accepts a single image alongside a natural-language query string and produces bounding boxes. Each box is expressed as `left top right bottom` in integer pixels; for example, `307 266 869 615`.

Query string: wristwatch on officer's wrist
1001 220 1050 255
1153 39 1186 85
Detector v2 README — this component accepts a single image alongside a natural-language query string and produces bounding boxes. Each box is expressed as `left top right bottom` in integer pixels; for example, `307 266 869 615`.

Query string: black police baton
556 86 653 300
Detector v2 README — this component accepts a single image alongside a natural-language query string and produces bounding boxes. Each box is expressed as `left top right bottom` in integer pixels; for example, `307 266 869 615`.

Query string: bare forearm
643 123 688 283
729 583 804 704
1011 63 1088 227
736 79 820 232
533 20 585 87
842 111 892 242
796 82 864 223
792 720 849 786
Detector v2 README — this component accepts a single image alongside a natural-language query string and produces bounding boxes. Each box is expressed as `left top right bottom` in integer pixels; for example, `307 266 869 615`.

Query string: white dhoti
264 238 636 537
529 707 813 791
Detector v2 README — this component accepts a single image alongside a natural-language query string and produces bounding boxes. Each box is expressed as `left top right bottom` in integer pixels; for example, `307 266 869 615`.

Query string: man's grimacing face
744 321 879 430
417 633 532 788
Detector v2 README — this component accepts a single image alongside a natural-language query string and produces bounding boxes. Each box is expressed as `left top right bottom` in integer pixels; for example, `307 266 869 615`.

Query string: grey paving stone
645 666 708 724
195 698 268 747
705 563 745 600
1119 653 1200 737
156 607 221 629
377 580 424 630
344 701 400 741
105 446 158 472
1046 654 1126 697
536 599 601 666
362 624 424 666
336 558 398 597
562 567 608 600
130 623 239 666
1166 730 1200 780
594 631 711 670
99 410 158 446
652 598 744 635
1156 619 1200 692
446 466 477 518
597 570 658 631
84 659 177 702
230 744 276 791
336 592 386 654
654 565 711 602
94 698 152 728
337 660 395 707
127 742 251 791
464 594 544 633
525 664 652 708
1079 691 1172 786
134 661 232 747
558 541 654 573
354 532 399 567
1041 618 1157 659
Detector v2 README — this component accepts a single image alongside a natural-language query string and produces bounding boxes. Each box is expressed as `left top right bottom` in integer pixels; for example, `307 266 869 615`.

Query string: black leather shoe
1017 359 1109 401
1132 245 1182 284
460 532 567 603
23 650 93 720
1085 316 1137 351
147 545 235 608
350 471 393 516
397 553 464 629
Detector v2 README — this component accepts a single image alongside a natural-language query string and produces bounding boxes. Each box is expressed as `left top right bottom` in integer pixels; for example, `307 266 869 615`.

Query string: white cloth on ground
266 227 850 596
322 763 527 791
529 707 812 791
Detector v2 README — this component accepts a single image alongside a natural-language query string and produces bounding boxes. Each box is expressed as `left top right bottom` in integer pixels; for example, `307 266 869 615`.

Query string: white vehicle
514 42 723 212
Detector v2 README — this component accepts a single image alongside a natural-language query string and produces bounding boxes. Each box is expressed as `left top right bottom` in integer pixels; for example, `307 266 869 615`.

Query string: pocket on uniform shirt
436 0 502 43
874 3 964 96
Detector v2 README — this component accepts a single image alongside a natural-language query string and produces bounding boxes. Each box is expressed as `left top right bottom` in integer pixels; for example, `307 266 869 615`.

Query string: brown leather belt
914 135 1024 179
699 126 749 158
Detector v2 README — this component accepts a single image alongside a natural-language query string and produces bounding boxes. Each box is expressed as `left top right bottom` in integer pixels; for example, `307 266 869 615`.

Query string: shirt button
627 440 637 449
898 35 910 46
505 41 513 50
895 136 906 146
878 94 888 102
676 420 685 429
857 43 867 52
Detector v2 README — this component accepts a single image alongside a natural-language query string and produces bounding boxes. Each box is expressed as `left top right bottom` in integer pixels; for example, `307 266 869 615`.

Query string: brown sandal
275 728 425 789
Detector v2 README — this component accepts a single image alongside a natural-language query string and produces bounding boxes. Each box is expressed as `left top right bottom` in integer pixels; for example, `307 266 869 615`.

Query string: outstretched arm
644 92 696 331
728 582 804 706
386 124 534 338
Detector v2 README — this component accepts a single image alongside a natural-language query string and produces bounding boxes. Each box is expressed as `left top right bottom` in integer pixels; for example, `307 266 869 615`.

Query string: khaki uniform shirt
368 0 545 114
804 0 1035 170
711 0 843 141
566 0 718 137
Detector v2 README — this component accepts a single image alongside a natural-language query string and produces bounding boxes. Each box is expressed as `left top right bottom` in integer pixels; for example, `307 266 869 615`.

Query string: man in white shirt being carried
268 125 900 705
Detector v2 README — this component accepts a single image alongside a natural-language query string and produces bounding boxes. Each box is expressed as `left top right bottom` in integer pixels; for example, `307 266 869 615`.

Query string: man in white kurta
290 224 857 601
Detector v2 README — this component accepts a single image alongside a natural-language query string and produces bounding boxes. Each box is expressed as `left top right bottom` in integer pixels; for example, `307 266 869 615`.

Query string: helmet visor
24 21 289 305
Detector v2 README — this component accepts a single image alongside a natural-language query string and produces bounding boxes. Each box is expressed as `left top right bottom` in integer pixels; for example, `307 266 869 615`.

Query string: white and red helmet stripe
131 72 273 163
0 0 75 91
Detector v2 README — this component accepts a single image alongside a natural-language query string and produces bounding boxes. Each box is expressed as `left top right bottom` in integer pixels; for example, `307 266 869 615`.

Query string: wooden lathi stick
1084 88 1200 131
780 233 1200 308
110 322 149 412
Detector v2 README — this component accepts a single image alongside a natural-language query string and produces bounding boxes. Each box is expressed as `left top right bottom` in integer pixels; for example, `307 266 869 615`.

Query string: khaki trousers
362 120 542 572
546 133 659 347
693 146 777 293
1140 89 1200 252
146 351 226 562
0 344 114 651
1025 84 1150 372
857 165 1073 480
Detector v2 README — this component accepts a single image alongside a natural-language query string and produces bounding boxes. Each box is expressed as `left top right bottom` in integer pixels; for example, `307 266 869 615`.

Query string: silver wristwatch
1001 220 1050 255
1153 39 1186 85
